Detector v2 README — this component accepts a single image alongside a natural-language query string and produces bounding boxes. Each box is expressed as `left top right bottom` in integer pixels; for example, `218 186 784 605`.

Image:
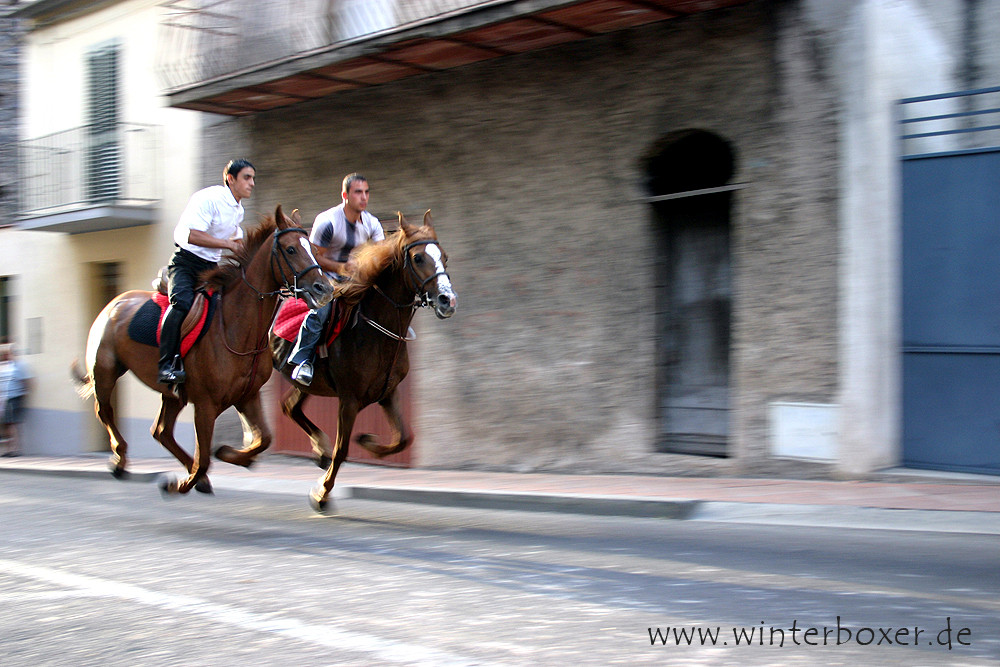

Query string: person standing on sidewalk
158 158 255 386
288 172 384 386
0 343 33 457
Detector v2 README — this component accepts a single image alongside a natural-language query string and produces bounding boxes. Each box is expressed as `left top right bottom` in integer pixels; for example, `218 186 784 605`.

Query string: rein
221 226 318 400
359 239 450 341
356 238 449 401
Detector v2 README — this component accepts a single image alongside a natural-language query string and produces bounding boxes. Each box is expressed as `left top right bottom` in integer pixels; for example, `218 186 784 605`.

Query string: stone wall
204 0 841 475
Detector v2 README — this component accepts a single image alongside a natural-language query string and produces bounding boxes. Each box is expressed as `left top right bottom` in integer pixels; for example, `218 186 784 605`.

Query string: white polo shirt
173 184 245 262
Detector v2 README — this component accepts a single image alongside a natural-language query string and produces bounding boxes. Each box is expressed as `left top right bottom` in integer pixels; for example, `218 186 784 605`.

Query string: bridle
270 227 323 300
223 225 323 402
361 238 451 342
401 239 450 309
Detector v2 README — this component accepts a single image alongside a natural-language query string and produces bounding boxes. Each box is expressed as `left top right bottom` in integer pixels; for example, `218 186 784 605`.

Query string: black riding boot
158 305 188 384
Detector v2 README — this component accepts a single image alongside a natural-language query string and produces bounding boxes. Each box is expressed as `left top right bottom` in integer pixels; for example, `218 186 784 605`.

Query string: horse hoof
108 463 128 480
194 478 214 495
157 474 179 498
315 455 332 470
309 489 330 514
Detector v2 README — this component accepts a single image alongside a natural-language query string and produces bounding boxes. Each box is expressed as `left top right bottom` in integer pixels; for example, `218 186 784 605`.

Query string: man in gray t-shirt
289 173 384 386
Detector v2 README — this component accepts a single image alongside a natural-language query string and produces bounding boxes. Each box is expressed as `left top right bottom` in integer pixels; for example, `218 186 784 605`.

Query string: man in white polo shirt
158 158 255 385
288 172 384 386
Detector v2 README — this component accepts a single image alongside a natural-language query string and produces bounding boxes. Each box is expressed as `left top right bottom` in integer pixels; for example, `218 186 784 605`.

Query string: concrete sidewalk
1 453 999 534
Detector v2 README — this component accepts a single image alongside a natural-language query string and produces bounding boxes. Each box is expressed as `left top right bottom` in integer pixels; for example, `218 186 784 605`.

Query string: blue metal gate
900 87 1000 474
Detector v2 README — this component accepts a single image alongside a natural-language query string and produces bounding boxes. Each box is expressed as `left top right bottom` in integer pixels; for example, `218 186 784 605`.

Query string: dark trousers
289 300 333 366
159 247 216 369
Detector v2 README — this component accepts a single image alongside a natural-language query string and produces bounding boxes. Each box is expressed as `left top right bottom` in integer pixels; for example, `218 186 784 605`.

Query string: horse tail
70 359 95 401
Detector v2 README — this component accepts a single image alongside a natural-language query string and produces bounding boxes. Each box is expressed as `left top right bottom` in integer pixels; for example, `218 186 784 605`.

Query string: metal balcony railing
156 0 499 93
17 122 162 217
899 86 1000 158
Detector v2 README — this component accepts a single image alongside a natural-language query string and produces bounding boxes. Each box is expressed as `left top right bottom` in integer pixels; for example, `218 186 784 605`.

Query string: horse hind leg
92 359 130 479
281 387 332 469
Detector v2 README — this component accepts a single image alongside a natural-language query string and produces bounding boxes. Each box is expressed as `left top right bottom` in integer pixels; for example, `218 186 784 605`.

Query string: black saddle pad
127 293 219 350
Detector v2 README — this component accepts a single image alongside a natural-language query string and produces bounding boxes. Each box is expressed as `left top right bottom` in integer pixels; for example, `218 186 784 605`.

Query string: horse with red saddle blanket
270 210 457 512
73 206 334 496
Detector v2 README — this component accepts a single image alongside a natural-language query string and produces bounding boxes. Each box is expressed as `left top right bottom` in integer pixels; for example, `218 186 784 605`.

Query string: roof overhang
165 0 753 116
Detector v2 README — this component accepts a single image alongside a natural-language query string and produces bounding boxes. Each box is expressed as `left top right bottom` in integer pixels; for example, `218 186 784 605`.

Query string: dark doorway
644 130 735 457
87 261 121 452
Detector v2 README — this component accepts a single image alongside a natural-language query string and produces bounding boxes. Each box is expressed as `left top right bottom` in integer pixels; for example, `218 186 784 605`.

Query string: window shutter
86 44 120 202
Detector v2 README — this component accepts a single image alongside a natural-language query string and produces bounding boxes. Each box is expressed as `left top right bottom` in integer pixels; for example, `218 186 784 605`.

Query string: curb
0 462 699 519
0 464 165 483
690 501 1000 535
346 485 701 519
4 462 1000 533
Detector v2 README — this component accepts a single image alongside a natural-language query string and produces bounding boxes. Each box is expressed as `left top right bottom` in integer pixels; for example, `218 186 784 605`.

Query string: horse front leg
356 387 413 459
282 386 332 469
149 395 212 494
215 391 272 468
310 398 359 513
160 403 217 497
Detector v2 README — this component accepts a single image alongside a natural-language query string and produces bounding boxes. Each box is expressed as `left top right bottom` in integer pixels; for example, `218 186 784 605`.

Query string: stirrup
158 355 186 384
291 361 313 386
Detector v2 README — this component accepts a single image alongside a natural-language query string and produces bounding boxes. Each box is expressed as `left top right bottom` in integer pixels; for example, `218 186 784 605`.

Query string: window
87 42 120 203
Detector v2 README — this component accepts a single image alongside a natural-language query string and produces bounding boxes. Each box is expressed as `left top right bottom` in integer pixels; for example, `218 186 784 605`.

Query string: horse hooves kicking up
356 433 394 459
315 455 332 470
194 478 214 494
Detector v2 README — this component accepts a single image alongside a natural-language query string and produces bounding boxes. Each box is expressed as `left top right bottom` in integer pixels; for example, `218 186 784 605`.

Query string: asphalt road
1 474 998 666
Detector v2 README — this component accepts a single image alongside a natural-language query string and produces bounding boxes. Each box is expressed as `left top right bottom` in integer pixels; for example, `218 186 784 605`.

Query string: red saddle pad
152 292 211 357
273 298 311 342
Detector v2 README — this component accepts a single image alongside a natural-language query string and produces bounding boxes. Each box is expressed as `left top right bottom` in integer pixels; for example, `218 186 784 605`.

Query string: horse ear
422 209 433 229
291 208 302 226
398 211 416 234
275 205 289 229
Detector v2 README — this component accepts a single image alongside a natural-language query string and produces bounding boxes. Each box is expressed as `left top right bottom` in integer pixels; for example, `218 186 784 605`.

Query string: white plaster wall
830 0 957 474
7 0 202 456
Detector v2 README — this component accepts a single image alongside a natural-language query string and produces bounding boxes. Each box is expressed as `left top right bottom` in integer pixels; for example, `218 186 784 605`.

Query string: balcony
156 0 751 115
16 123 162 234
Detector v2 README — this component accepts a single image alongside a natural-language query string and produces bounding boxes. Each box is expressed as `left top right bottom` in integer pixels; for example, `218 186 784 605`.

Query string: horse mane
335 229 412 307
200 216 278 292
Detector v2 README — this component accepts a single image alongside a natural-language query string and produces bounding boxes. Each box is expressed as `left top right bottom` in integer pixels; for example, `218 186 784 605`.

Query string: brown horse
271 210 456 512
73 206 333 495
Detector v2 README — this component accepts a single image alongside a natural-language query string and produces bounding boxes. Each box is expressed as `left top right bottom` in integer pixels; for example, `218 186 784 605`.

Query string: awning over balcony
158 0 751 116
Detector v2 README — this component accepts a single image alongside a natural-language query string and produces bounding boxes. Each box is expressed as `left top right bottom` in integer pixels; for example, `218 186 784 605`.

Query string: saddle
273 297 351 354
152 268 209 343
125 268 217 355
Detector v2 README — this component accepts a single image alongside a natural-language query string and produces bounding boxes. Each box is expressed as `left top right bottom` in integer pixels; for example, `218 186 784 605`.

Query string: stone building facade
194 1 846 475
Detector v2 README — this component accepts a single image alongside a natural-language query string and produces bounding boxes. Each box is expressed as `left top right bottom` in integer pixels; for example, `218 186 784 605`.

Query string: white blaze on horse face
298 237 320 265
424 244 454 296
